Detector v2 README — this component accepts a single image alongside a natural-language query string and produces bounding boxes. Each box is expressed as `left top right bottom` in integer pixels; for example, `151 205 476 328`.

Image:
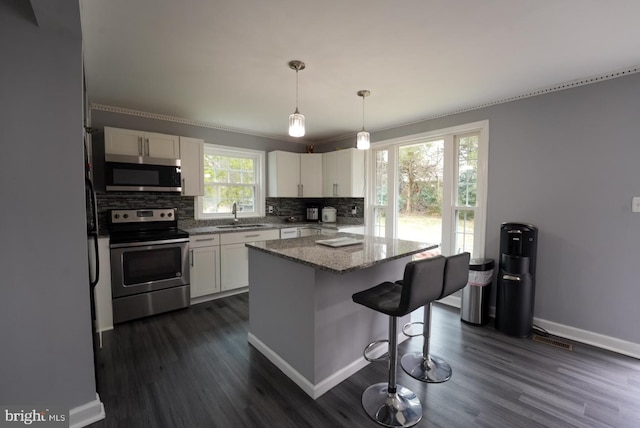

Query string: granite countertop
183 221 363 236
246 233 438 274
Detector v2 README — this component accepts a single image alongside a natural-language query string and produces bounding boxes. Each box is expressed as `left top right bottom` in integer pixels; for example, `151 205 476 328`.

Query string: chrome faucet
232 202 239 224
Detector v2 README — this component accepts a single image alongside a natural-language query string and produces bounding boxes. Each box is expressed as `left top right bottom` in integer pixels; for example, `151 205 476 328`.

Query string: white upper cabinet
299 153 323 197
104 127 180 160
268 151 323 198
323 148 365 197
179 136 204 196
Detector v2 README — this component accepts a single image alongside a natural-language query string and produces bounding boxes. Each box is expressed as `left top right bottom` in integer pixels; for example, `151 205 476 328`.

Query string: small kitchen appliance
322 206 337 223
306 205 319 222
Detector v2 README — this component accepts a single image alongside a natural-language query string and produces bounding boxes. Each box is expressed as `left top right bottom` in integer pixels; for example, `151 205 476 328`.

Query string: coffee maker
306 205 319 222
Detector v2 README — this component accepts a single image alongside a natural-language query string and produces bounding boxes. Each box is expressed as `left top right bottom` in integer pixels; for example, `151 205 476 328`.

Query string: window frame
366 120 489 258
195 144 266 220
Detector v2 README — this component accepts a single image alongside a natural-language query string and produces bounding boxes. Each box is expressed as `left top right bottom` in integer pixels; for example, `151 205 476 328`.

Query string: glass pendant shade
356 129 370 150
289 108 305 137
356 90 371 150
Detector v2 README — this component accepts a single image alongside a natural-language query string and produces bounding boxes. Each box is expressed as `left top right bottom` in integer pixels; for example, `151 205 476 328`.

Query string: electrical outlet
632 197 640 213
268 205 274 214
351 206 357 215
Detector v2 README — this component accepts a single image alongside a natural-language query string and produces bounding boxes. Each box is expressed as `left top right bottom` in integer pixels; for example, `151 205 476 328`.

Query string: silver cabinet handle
298 183 303 197
333 183 338 196
245 234 260 238
138 136 143 155
189 249 193 267
503 274 521 281
144 138 150 156
195 238 216 242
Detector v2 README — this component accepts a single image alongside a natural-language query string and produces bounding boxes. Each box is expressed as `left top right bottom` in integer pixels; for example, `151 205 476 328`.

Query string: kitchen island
246 233 438 399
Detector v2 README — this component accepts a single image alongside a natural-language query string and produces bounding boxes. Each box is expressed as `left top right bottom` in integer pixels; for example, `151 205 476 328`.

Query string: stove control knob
114 214 120 219
160 213 165 218
167 212 173 217
123 213 129 219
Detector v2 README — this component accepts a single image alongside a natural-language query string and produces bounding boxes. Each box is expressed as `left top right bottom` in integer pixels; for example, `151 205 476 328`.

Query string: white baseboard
247 332 408 399
435 298 640 360
69 393 105 428
532 318 640 360
191 287 248 306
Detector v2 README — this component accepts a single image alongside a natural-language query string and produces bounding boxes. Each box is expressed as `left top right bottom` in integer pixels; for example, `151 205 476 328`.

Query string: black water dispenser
495 223 538 337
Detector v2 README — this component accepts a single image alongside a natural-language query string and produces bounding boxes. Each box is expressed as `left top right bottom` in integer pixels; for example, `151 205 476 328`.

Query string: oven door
110 239 189 298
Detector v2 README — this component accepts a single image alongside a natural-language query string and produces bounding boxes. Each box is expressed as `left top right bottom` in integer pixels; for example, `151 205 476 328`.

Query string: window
367 120 488 258
195 144 265 220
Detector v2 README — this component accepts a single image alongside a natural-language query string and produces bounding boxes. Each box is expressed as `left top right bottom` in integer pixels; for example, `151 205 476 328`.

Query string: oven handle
110 238 189 249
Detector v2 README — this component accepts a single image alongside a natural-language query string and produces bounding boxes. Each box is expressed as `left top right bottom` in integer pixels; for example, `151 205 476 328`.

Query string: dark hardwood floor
90 293 640 427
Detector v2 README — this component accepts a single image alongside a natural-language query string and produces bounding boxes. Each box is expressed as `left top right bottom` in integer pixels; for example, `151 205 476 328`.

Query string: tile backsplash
95 192 364 233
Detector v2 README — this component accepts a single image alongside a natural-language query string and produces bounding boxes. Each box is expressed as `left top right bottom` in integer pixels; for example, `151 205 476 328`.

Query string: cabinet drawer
220 229 279 245
189 234 220 247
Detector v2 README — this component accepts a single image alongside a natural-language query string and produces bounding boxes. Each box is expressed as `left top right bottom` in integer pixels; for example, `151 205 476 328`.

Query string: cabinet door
268 151 300 197
300 153 323 197
145 132 180 159
190 246 220 298
180 137 204 196
220 243 249 291
104 127 143 156
325 149 365 197
280 228 299 239
322 151 337 196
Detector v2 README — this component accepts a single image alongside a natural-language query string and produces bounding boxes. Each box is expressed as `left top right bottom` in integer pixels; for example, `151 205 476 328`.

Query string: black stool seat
400 252 470 383
352 255 446 428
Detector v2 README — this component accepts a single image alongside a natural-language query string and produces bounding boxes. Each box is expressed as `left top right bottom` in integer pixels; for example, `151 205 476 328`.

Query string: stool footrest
363 340 390 362
402 321 425 337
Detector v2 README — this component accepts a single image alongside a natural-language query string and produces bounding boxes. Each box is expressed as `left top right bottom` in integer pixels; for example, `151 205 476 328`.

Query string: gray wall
321 73 640 345
0 0 96 409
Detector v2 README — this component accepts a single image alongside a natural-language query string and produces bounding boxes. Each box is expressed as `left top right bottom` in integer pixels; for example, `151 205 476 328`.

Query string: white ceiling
80 0 640 144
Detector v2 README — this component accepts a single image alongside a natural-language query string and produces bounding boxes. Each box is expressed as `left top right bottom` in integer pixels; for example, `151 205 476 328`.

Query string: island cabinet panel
246 233 436 398
248 249 412 398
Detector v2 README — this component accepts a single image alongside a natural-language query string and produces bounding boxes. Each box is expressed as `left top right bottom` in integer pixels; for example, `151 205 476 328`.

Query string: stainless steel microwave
105 154 182 192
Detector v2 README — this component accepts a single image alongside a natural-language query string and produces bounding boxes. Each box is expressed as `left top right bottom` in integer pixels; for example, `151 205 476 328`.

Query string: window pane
397 139 444 246
375 150 388 206
455 209 475 253
457 134 478 207
373 207 386 238
200 148 261 217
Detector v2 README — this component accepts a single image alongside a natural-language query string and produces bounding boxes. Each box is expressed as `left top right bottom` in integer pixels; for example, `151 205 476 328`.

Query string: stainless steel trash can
461 258 495 325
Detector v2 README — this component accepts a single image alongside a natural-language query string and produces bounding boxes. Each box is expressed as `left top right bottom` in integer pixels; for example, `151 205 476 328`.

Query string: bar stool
352 255 446 428
400 252 470 383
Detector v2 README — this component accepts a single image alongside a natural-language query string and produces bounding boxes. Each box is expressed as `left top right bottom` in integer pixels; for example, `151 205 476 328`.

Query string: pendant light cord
362 95 366 131
295 69 300 113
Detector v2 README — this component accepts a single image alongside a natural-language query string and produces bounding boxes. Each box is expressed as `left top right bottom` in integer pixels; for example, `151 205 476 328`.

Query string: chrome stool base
400 352 452 383
361 382 422 428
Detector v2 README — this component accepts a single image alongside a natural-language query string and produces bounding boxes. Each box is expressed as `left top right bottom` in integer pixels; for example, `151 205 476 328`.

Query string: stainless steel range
108 208 190 324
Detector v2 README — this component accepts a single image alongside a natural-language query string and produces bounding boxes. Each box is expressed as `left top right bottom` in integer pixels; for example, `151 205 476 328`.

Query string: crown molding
91 65 640 146
315 65 640 145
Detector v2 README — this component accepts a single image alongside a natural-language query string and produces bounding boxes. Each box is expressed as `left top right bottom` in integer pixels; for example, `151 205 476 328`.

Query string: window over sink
195 144 265 220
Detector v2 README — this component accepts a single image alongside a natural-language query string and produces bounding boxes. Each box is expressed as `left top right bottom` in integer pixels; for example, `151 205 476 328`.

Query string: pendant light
288 60 306 137
356 90 371 150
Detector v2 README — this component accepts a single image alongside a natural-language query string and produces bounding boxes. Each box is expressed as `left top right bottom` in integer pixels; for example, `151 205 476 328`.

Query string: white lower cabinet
189 234 220 299
220 229 280 292
220 243 249 291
